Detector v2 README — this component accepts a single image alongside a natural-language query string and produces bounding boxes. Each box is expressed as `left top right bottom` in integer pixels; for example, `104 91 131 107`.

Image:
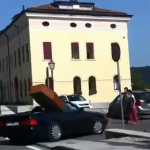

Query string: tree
131 71 147 90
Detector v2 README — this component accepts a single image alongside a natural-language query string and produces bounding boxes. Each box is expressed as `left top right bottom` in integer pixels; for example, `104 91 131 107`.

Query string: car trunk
0 112 32 124
0 112 34 137
29 84 64 111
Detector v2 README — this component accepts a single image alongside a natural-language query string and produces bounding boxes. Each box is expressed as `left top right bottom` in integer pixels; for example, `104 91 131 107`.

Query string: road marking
26 146 42 150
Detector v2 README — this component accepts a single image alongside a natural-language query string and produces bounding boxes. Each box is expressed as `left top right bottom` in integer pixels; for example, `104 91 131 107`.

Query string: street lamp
48 60 55 90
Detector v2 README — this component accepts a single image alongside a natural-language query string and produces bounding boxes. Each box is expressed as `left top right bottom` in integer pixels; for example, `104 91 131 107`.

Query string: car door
110 94 124 118
74 110 94 133
60 111 82 134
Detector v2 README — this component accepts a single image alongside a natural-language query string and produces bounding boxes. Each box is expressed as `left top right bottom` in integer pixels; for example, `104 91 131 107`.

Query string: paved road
0 117 150 150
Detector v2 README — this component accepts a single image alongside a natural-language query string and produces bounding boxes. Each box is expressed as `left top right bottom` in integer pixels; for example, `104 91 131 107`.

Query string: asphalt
0 116 150 150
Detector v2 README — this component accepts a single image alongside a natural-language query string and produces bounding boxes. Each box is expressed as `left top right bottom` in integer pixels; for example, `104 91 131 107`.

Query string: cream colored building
0 0 132 108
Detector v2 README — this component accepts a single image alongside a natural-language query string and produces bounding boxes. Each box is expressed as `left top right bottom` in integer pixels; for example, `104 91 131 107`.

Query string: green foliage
131 66 150 90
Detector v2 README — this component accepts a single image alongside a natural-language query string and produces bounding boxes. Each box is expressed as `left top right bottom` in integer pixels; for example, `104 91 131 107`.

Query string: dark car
107 91 150 119
0 96 108 144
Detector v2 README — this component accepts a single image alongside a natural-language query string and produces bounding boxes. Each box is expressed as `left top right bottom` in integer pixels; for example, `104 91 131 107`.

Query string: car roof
132 90 149 93
121 90 150 95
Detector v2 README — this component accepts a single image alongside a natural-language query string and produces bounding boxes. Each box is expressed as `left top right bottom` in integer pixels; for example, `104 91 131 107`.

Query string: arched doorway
73 76 82 95
88 76 97 95
113 75 119 90
14 76 19 101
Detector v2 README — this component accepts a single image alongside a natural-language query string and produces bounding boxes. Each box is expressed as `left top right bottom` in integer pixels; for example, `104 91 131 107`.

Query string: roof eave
26 9 132 18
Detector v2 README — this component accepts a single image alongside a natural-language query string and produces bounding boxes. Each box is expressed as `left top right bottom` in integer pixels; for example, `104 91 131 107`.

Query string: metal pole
51 70 54 90
48 77 50 89
117 61 124 129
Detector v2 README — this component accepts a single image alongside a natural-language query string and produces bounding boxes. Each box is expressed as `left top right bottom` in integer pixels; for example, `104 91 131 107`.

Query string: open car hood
29 84 64 111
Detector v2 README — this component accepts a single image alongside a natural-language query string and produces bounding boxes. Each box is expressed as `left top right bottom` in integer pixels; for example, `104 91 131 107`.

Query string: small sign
111 43 121 62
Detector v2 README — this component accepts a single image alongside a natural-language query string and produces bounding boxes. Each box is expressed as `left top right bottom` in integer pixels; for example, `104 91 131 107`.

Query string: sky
0 0 149 67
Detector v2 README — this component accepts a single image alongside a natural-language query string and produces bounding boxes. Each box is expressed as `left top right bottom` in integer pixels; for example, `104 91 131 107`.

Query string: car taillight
140 100 144 105
21 119 38 126
0 122 4 127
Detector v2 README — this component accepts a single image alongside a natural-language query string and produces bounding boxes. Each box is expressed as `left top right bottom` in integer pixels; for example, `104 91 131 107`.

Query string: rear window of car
134 92 150 103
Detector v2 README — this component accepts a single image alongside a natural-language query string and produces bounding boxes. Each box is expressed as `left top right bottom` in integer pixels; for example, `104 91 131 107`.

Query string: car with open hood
0 84 108 144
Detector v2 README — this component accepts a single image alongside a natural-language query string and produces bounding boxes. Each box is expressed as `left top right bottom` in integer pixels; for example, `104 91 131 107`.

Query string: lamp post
48 60 55 90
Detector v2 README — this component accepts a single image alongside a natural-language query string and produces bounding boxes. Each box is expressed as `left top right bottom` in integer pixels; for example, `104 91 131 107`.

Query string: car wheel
48 122 62 142
93 119 104 134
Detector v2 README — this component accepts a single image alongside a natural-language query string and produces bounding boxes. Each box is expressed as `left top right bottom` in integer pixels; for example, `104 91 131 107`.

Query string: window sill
71 59 81 61
42 59 52 61
85 59 96 61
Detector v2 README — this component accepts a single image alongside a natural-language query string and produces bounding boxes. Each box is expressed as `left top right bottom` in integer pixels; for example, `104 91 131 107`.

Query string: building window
70 23 77 28
42 21 50 26
86 43 94 59
71 43 79 59
26 43 29 62
3 84 5 101
43 42 52 60
73 76 82 95
20 80 22 98
6 56 8 71
113 75 119 90
3 57 4 72
110 24 116 29
24 79 27 96
7 82 9 100
0 80 3 101
14 76 19 101
18 49 21 65
85 23 92 28
88 76 97 95
10 54 12 67
28 78 31 92
22 46 25 63
0 60 1 71
14 52 16 66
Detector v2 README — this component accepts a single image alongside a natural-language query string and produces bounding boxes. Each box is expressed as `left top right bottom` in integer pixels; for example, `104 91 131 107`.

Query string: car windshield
134 92 150 103
67 95 86 102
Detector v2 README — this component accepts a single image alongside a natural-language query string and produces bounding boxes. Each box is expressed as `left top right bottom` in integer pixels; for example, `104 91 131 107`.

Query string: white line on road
26 145 42 150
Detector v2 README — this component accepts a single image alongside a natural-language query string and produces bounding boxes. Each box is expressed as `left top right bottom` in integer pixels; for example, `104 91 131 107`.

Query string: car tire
48 122 62 142
92 119 104 134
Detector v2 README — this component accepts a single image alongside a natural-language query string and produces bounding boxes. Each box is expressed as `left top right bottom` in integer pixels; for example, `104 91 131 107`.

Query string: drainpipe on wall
4 33 12 103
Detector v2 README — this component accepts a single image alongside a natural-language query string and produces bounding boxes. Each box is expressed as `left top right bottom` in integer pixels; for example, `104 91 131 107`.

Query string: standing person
124 87 129 124
127 89 138 124
124 87 128 93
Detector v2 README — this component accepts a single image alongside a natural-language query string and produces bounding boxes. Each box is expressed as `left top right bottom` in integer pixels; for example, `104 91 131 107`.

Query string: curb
105 129 150 140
